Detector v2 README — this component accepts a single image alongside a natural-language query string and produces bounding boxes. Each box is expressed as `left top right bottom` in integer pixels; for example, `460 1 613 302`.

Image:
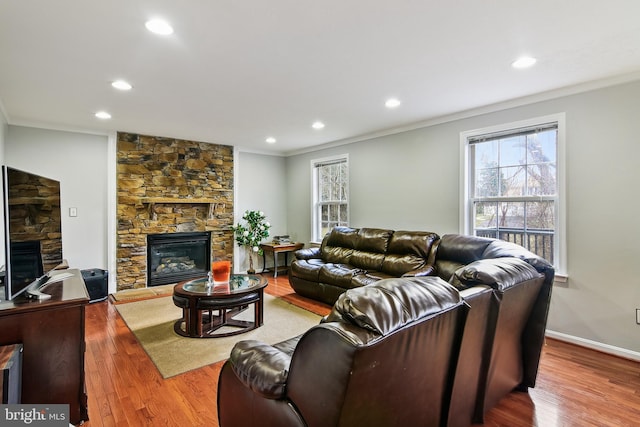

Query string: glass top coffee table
172 274 268 338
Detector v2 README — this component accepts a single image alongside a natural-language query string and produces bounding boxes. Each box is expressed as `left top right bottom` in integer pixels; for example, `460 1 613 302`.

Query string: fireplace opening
10 240 44 284
147 232 211 287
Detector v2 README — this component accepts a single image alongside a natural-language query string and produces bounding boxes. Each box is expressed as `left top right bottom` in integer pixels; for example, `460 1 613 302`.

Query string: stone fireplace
116 132 234 291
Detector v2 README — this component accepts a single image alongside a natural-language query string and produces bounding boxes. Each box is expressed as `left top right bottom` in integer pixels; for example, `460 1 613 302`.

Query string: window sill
553 273 568 286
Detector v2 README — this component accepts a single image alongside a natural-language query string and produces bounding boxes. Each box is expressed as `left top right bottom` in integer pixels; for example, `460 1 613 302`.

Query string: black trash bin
81 268 108 303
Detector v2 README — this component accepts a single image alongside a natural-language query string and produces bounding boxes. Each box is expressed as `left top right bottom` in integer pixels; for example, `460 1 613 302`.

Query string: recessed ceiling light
95 111 111 120
111 80 132 91
512 56 537 69
385 98 401 109
265 137 276 144
312 121 325 130
145 19 174 35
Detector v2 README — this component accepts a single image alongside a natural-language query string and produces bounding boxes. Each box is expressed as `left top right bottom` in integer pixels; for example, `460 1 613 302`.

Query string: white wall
6 126 109 273
285 80 640 357
234 150 287 273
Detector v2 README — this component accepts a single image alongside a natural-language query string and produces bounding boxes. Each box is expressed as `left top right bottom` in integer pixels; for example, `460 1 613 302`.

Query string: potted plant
233 210 271 273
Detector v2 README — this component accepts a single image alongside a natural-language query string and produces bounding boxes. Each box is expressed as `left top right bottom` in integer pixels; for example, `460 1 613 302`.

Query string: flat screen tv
2 166 64 300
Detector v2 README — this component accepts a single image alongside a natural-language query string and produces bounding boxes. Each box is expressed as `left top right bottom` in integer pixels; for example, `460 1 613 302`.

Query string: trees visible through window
467 122 559 265
312 156 348 241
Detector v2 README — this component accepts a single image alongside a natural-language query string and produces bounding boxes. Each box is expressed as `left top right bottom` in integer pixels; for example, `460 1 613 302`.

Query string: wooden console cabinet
0 269 89 425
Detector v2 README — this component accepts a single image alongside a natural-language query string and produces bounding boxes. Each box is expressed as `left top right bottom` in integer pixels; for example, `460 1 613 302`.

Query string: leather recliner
217 277 469 427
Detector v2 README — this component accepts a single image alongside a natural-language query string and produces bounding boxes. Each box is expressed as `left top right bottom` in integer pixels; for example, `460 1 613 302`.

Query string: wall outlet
637 309 640 325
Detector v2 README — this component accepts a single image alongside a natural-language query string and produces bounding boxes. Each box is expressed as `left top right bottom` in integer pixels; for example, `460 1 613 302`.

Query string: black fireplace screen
147 232 211 287
10 240 44 287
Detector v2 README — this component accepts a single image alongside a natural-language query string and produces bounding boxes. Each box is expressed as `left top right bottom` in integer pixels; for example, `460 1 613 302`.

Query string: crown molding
284 71 640 157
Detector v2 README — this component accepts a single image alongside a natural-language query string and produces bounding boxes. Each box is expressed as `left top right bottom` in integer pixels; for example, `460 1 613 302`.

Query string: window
312 155 349 242
461 114 565 273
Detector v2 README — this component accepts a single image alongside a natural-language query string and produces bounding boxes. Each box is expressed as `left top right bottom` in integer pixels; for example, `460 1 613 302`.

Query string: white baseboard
546 330 640 362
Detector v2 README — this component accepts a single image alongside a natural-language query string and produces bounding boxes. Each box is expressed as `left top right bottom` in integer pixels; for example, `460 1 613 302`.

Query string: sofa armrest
401 264 435 277
294 247 321 260
454 257 542 292
230 340 292 399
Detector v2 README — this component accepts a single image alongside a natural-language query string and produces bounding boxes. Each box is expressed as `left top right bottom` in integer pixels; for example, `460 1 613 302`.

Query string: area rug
115 294 321 378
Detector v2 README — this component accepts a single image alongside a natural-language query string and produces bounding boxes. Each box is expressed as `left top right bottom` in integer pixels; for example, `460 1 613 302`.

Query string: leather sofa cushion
230 339 292 399
436 259 466 285
324 226 358 247
436 234 493 264
482 239 553 274
434 234 494 283
355 228 393 253
322 246 354 264
294 247 321 260
381 230 439 276
321 226 358 263
319 264 362 288
350 250 385 271
454 257 543 292
351 271 395 287
387 230 439 258
228 335 303 400
324 276 461 336
290 259 324 282
327 228 392 271
382 254 426 276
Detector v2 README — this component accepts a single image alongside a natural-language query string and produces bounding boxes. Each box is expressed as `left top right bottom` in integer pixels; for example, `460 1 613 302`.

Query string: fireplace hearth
147 232 211 287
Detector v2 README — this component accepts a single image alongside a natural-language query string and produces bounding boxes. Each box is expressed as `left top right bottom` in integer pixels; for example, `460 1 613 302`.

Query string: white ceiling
1 1 640 155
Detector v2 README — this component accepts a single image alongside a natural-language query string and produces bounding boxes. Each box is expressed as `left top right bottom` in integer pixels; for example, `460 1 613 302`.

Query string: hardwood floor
83 276 640 426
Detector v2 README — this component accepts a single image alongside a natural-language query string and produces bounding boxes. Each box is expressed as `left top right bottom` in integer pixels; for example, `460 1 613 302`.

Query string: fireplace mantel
139 196 229 218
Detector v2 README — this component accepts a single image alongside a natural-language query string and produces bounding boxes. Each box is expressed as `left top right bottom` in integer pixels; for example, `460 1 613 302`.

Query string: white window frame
310 154 349 243
460 113 567 278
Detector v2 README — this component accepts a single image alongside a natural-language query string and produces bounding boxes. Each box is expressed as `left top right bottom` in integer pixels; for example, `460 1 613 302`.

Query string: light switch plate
69 207 78 217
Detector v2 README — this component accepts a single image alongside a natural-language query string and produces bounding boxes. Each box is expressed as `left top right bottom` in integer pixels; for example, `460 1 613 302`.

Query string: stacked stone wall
116 132 234 290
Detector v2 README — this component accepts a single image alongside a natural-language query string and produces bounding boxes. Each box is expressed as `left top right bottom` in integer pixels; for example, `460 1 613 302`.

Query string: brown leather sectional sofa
217 227 554 427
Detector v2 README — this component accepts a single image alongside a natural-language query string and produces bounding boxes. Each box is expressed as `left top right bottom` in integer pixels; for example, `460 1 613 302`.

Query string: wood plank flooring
82 276 640 426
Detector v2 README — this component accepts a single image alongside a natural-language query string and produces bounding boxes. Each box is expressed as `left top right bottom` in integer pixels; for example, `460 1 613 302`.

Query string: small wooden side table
260 242 304 277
